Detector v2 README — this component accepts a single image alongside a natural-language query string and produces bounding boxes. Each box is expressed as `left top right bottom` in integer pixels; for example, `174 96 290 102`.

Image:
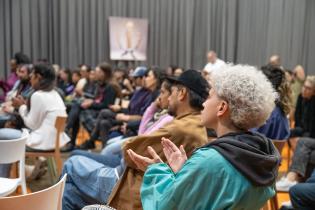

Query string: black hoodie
202 132 281 187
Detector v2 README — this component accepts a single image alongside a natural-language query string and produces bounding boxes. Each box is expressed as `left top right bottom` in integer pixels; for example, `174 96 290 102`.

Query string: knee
289 184 304 206
99 109 114 118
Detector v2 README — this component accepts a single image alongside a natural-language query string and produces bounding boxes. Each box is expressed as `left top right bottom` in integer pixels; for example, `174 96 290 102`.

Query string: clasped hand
127 137 187 173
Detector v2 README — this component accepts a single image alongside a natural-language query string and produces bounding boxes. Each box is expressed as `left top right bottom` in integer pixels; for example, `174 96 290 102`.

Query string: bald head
269 55 281 67
207 51 217 64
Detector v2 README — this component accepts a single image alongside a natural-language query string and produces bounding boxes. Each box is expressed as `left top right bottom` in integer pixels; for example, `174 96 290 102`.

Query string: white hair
211 64 276 130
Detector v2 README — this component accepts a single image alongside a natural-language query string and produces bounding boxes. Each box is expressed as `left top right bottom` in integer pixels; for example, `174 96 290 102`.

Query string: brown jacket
107 112 208 210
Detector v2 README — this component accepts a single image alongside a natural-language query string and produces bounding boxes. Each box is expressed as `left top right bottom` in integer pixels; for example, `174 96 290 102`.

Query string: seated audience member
165 65 178 77
113 68 134 98
5 64 33 103
128 65 280 210
61 70 209 210
78 66 160 149
277 137 315 192
0 54 25 101
5 53 31 89
74 64 91 97
64 69 81 104
285 169 315 210
289 76 315 150
290 65 305 110
252 65 291 141
0 64 70 178
57 68 74 97
71 79 174 166
0 64 33 128
62 62 117 152
173 67 184 77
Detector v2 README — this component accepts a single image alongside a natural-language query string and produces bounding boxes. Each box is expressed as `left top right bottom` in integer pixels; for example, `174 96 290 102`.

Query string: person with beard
61 70 209 210
0 64 33 127
128 65 280 210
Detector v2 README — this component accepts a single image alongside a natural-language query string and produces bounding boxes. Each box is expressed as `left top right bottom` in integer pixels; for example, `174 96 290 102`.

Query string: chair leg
55 154 63 175
287 141 291 172
271 194 279 210
47 157 58 184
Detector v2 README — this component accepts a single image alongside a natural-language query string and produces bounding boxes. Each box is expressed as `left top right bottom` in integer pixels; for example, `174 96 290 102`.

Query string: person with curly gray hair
128 64 281 210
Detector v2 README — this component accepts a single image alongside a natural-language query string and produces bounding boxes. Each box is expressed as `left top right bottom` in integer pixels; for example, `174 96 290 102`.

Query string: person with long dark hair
0 64 69 178
11 63 70 150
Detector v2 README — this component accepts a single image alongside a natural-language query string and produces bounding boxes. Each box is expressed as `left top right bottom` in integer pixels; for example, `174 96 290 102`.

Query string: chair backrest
272 139 286 154
54 116 67 150
0 174 67 210
0 129 28 164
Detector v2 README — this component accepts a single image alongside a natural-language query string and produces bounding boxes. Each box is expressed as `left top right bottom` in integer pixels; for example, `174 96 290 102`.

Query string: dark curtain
1 0 315 79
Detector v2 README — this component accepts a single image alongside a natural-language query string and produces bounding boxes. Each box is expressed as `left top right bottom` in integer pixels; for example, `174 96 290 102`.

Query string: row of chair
0 116 68 210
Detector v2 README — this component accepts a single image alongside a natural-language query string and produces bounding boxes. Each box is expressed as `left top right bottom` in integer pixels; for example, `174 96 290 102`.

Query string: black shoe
61 142 75 153
78 140 95 150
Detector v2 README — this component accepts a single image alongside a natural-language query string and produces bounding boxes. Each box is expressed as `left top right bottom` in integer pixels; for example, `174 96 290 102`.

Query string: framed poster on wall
109 17 148 61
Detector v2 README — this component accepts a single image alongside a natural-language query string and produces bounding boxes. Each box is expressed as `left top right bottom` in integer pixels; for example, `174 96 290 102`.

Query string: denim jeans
289 137 315 178
289 169 315 210
101 136 130 156
0 128 22 177
61 155 122 210
71 149 121 167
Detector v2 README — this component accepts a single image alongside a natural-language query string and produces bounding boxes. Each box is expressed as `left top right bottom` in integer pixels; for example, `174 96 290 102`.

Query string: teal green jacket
141 148 275 210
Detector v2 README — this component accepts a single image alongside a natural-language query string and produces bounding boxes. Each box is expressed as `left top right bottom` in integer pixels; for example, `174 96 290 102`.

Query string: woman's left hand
127 146 163 172
12 96 26 108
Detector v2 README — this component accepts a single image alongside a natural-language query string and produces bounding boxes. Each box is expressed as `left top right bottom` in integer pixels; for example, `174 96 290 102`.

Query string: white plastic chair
0 173 67 210
0 129 28 197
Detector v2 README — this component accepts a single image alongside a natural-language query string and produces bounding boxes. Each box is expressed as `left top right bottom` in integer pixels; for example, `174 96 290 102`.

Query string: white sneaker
281 200 292 207
276 177 297 191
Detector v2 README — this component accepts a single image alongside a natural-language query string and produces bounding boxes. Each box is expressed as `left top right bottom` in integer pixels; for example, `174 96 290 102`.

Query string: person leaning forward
107 70 210 210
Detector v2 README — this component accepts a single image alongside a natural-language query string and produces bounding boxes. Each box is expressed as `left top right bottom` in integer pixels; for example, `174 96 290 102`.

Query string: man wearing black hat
107 70 210 210
61 70 210 210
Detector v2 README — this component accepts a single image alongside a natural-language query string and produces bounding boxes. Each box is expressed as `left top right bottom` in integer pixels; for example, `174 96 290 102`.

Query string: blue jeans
62 137 131 210
0 128 22 177
289 169 315 210
71 149 121 167
101 136 130 156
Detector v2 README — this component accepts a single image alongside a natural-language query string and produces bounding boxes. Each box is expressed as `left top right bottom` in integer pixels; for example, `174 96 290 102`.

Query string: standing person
128 65 280 210
203 50 226 76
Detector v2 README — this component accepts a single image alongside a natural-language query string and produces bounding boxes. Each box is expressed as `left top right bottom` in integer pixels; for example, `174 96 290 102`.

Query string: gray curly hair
211 65 276 130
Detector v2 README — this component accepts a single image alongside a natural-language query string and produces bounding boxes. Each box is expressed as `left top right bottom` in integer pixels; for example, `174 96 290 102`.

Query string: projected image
109 17 148 61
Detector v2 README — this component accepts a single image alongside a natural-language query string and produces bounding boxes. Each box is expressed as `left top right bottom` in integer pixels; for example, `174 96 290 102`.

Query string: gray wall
1 0 315 79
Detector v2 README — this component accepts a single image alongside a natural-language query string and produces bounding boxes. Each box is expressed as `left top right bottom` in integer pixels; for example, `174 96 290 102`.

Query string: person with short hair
203 50 226 76
128 65 280 210
62 70 209 210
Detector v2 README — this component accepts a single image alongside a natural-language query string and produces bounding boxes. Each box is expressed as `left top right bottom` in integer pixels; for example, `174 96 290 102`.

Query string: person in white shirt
0 63 70 179
11 63 70 151
203 50 226 76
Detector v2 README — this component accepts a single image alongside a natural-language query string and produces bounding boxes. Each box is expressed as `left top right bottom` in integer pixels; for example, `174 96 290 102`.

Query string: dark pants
88 109 119 145
289 169 315 210
66 103 81 145
289 137 315 178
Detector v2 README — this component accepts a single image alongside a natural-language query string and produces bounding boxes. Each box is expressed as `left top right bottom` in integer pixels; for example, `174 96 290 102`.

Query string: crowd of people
0 50 314 210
